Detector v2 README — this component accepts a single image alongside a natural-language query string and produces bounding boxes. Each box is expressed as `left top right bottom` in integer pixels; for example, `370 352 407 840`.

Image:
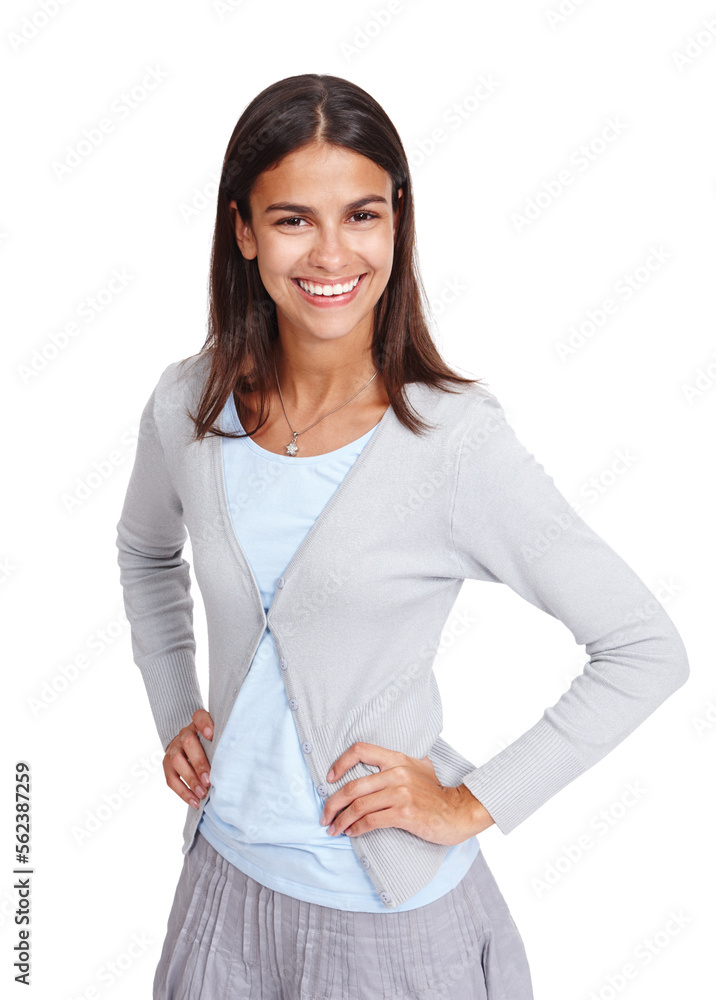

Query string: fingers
326 788 399 837
183 725 212 787
321 772 385 828
163 717 214 809
163 760 203 809
193 708 214 740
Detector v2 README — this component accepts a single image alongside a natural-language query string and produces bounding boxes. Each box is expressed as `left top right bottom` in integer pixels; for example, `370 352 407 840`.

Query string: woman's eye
276 212 378 228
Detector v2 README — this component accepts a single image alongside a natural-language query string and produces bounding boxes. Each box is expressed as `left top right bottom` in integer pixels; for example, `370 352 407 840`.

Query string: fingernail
190 798 199 809
327 768 335 781
195 785 205 797
202 773 211 785
203 727 213 738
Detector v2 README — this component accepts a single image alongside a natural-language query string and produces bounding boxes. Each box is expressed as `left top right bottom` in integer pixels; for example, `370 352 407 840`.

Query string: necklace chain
272 354 379 457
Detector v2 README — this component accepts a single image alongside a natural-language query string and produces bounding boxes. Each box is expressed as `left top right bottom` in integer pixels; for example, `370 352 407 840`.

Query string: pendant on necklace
285 432 299 456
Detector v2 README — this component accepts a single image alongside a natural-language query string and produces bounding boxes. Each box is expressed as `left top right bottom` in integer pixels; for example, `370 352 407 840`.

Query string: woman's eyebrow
263 195 389 215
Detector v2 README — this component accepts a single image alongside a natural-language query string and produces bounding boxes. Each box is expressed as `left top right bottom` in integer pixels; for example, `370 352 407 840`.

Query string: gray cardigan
115 352 690 909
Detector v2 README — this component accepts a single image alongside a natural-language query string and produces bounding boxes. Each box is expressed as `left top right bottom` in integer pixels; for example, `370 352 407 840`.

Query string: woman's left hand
320 742 495 846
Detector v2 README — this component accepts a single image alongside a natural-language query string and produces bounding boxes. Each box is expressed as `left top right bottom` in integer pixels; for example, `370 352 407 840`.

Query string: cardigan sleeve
448 391 690 835
115 379 206 751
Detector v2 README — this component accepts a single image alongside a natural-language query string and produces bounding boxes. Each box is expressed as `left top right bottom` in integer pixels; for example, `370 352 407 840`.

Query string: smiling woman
116 71 689 1000
229 144 400 348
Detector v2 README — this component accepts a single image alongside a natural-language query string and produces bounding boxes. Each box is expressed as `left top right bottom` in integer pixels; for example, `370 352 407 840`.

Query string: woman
116 74 690 999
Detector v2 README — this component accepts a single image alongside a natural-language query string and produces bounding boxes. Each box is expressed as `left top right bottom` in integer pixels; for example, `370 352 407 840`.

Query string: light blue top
197 390 480 912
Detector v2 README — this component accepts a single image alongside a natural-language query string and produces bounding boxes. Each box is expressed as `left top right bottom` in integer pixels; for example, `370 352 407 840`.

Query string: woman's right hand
163 708 214 809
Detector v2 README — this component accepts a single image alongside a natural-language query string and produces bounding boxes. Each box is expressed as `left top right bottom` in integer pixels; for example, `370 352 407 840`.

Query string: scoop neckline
226 392 382 465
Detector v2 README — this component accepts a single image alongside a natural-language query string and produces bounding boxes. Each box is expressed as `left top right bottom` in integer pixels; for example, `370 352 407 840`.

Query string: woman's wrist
455 783 496 836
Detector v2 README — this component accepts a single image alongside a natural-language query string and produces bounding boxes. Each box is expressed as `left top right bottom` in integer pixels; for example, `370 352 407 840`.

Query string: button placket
273 635 330 826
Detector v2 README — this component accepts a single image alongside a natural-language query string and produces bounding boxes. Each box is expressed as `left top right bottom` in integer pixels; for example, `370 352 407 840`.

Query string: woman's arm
448 391 690 835
115 378 206 751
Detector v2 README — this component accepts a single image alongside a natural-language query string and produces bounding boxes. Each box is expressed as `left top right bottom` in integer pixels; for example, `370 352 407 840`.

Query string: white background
3 1 714 998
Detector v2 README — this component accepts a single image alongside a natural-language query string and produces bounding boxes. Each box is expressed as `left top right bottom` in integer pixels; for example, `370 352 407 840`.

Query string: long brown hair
180 73 484 441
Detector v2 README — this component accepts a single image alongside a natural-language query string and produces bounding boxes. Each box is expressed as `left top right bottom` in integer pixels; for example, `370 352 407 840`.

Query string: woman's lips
292 273 366 306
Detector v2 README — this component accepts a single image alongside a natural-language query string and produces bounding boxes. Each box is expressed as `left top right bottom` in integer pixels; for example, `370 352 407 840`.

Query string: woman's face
230 141 402 350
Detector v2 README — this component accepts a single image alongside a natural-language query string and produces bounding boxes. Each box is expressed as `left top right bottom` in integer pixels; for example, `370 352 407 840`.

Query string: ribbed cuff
461 718 587 835
138 647 206 750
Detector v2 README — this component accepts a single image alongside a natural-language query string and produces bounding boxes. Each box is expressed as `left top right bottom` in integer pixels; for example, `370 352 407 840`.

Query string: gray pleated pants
153 830 534 999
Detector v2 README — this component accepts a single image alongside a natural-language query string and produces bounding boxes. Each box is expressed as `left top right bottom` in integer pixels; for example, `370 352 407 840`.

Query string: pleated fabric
153 831 534 1000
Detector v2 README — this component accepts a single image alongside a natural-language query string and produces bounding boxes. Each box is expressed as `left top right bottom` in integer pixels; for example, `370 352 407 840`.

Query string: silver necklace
272 355 379 456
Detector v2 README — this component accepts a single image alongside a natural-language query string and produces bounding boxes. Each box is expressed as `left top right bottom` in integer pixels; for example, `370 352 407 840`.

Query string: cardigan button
302 741 313 754
360 856 371 869
317 784 328 797
277 576 285 588
289 698 298 710
380 891 391 904
279 658 288 671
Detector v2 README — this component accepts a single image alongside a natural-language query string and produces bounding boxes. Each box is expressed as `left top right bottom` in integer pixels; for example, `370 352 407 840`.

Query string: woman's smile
291 272 367 307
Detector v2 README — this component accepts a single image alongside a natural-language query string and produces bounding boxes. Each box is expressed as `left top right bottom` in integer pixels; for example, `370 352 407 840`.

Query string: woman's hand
163 709 214 809
320 742 495 846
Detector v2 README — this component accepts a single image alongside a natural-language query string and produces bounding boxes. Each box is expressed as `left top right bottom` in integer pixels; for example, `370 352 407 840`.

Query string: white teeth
297 275 361 296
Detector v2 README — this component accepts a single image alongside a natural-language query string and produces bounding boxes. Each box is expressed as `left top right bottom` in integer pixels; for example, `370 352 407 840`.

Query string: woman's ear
229 199 257 260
